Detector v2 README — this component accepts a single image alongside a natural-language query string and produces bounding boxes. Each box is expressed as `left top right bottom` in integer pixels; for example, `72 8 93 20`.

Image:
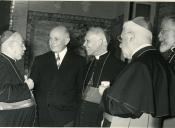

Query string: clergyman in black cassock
101 17 175 127
158 15 175 128
76 27 126 127
159 16 175 71
103 46 175 126
0 54 36 126
0 30 36 126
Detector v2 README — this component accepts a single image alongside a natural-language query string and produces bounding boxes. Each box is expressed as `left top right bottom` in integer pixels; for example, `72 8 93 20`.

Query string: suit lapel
57 50 71 71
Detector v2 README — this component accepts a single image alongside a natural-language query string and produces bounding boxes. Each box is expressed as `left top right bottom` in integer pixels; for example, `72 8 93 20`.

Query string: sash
0 98 35 110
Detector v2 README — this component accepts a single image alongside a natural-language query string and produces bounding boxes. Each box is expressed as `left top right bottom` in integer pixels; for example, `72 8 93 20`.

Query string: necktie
56 54 60 69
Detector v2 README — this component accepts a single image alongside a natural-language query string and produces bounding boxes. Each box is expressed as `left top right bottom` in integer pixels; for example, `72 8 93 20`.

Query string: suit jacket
30 49 86 126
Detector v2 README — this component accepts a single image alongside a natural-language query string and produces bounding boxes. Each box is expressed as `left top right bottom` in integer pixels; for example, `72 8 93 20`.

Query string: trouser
37 105 77 127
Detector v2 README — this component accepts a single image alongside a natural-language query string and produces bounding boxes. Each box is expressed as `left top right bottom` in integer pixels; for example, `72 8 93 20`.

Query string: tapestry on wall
25 10 123 73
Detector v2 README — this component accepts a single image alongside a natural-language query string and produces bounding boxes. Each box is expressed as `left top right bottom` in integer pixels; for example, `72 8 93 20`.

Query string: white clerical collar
1 51 16 62
171 46 175 52
131 44 151 58
55 47 67 64
95 51 108 60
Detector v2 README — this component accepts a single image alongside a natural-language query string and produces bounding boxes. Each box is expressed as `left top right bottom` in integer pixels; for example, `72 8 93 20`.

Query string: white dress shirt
55 47 67 65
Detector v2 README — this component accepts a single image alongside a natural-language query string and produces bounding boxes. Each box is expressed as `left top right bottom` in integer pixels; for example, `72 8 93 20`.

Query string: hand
99 85 107 95
24 75 34 90
99 81 110 95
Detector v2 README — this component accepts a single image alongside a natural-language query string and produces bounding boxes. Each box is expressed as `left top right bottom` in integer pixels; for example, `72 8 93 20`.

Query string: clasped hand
24 75 34 90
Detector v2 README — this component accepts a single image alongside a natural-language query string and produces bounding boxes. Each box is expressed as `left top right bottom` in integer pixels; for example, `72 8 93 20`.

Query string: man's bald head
85 27 108 44
50 25 70 39
49 25 70 53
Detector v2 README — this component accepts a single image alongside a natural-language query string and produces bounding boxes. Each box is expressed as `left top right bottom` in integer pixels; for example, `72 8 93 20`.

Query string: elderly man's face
119 24 132 59
159 19 175 52
12 33 26 60
84 33 102 56
49 29 68 53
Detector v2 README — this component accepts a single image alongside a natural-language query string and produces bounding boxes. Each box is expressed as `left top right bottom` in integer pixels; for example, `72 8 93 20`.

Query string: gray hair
51 25 70 38
86 27 107 43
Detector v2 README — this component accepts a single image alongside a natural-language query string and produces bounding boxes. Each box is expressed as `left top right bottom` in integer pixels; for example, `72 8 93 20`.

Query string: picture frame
133 2 156 25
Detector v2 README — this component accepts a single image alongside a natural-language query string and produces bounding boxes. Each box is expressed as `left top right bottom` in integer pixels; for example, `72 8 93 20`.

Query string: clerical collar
131 44 151 58
1 52 16 62
95 51 108 60
55 47 67 64
171 47 175 52
132 46 156 60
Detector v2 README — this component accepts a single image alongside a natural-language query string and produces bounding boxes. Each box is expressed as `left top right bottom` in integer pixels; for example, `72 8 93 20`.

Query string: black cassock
0 53 36 126
102 46 175 119
76 52 126 127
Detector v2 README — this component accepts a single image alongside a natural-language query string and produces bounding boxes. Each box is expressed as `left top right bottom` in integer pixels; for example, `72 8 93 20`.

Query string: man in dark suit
30 25 86 127
158 15 175 128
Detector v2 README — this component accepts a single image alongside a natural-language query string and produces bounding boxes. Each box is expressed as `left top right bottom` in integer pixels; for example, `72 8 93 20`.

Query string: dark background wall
0 1 11 34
